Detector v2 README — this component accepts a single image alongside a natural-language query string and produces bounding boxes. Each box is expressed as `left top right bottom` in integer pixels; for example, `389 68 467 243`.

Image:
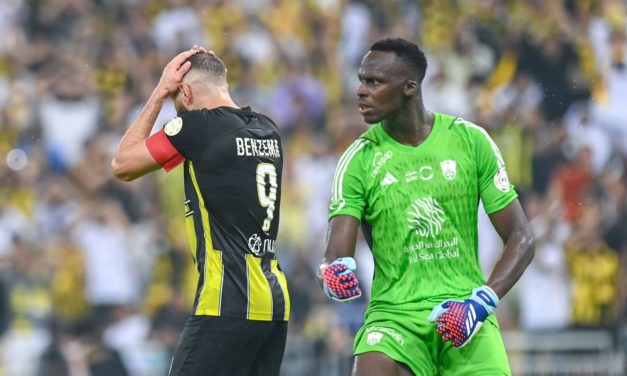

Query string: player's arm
111 47 199 181
318 140 368 302
485 198 535 298
322 215 360 264
428 201 533 348
317 215 363 302
429 122 534 347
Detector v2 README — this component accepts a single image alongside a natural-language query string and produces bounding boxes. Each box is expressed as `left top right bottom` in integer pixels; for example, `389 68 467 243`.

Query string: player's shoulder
179 108 208 123
180 106 279 134
342 124 385 157
333 134 374 175
353 123 388 151
338 137 371 162
249 108 280 130
446 115 489 138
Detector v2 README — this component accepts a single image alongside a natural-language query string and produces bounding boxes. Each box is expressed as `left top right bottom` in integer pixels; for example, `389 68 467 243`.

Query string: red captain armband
146 130 185 172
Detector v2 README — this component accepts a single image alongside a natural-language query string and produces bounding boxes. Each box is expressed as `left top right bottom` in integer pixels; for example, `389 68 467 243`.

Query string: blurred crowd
0 0 626 375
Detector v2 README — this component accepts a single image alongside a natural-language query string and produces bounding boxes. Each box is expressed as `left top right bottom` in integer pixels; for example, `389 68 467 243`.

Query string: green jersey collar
359 112 457 152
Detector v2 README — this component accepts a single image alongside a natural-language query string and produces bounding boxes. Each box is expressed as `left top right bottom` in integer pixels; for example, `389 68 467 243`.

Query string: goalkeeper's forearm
320 216 361 299
486 200 535 298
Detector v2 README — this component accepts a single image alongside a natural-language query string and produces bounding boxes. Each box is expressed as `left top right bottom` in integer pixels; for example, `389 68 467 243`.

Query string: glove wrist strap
475 285 499 311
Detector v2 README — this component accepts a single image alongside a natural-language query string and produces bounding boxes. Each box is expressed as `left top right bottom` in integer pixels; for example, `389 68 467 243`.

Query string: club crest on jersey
367 331 383 345
440 160 456 180
164 117 183 136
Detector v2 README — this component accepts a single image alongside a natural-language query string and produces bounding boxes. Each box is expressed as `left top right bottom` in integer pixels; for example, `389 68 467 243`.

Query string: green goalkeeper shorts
353 306 511 375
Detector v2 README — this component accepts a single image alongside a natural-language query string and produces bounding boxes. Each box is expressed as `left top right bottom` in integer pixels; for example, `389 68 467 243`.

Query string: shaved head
183 52 228 87
173 50 236 114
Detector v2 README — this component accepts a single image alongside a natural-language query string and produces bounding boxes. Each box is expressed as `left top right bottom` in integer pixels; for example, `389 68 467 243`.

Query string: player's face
357 51 409 124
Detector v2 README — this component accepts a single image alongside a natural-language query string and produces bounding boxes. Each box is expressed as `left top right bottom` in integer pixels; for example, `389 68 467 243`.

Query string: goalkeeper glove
428 285 499 348
320 257 362 302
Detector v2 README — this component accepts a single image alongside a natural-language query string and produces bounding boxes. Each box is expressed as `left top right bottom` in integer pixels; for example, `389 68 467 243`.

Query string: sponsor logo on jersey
371 151 393 177
236 138 281 158
380 172 398 186
405 170 418 183
365 326 405 345
164 117 183 136
440 159 457 180
405 166 434 182
494 167 511 192
404 237 461 264
406 197 446 238
247 233 276 256
409 249 460 263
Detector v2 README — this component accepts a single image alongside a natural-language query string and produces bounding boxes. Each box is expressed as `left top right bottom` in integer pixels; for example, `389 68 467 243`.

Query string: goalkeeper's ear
403 79 418 97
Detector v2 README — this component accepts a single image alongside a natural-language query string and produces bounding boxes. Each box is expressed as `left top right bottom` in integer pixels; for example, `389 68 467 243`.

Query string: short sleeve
145 130 185 172
163 110 210 161
474 126 518 214
328 139 369 221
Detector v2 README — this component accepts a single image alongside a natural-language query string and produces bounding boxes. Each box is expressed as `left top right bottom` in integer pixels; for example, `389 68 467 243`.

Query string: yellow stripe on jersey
196 249 223 316
246 254 273 320
189 161 223 316
271 259 290 321
184 202 197 262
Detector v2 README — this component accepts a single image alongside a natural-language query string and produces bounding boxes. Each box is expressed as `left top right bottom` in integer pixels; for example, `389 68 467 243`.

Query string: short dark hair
186 52 227 82
370 37 428 82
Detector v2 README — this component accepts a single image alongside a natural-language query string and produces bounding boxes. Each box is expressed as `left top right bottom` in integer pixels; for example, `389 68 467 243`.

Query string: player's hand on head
321 257 362 302
191 45 211 54
156 48 199 95
428 285 499 348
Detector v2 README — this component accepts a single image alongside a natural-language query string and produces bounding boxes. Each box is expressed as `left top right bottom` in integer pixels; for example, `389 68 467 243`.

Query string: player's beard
173 90 190 115
175 100 190 116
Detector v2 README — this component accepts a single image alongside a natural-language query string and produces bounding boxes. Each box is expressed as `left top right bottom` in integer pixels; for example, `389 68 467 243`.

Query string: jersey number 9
256 163 278 233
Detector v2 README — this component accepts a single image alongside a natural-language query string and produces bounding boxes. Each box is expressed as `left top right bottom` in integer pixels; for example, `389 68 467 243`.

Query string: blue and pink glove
428 285 499 348
321 257 362 302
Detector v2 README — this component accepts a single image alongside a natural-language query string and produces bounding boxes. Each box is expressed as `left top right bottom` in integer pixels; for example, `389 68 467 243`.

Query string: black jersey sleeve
164 110 211 161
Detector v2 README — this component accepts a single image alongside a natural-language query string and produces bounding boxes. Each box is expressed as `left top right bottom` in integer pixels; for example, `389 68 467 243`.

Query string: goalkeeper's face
356 51 412 124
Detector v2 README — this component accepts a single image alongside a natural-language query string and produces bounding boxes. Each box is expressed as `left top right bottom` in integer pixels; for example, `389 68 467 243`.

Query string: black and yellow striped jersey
147 106 289 321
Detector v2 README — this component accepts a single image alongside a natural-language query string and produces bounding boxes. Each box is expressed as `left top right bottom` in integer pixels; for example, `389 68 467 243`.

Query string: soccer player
112 47 290 376
319 38 535 375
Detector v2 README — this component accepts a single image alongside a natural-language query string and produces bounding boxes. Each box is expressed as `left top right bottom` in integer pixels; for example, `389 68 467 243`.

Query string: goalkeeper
319 38 535 375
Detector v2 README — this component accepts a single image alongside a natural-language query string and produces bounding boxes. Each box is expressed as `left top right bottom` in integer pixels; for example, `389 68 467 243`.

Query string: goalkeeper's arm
484 199 535 299
318 215 362 302
430 199 535 347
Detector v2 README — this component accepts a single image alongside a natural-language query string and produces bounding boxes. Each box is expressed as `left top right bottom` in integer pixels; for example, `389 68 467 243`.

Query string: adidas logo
381 172 398 186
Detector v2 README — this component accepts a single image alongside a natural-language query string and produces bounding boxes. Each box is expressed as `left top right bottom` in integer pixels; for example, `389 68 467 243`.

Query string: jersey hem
329 211 361 223
483 191 518 214
192 310 289 322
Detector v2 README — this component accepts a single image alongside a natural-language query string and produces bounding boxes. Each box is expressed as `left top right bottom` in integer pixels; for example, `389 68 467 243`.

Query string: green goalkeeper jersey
329 112 517 311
